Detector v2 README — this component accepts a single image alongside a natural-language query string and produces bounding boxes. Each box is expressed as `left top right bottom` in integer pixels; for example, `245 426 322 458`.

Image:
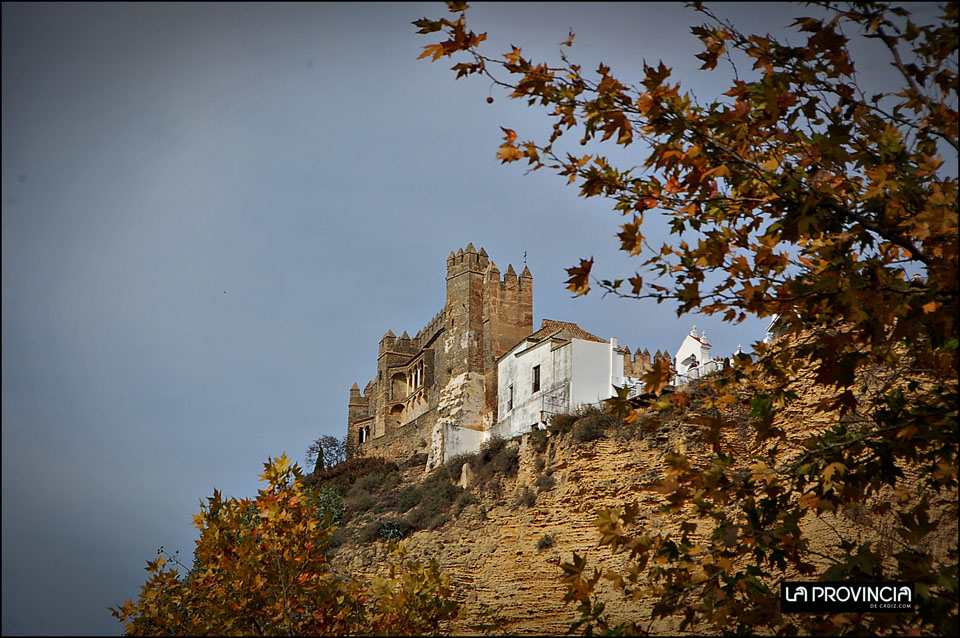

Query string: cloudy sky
2 2 941 634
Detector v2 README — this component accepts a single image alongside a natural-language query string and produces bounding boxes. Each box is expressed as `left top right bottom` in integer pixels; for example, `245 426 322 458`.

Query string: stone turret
349 244 533 463
347 382 371 449
622 345 656 377
379 330 396 354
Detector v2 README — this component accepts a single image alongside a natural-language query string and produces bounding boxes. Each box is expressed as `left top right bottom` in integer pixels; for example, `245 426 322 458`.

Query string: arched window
389 404 404 430
358 427 367 444
391 372 407 399
410 360 424 390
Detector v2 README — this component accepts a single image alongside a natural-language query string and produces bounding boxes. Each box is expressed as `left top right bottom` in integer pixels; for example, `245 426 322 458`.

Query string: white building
438 320 749 463
491 319 639 440
673 325 720 385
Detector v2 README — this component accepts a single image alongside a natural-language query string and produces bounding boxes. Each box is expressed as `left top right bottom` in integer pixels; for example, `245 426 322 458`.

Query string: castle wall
348 244 534 464
621 347 653 378
481 262 533 423
359 410 434 462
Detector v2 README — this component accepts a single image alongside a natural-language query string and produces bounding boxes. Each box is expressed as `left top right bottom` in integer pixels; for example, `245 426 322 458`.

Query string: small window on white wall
508 384 514 411
532 365 541 392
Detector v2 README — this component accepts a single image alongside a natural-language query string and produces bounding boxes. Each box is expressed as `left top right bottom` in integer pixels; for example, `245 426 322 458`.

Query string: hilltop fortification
347 244 533 467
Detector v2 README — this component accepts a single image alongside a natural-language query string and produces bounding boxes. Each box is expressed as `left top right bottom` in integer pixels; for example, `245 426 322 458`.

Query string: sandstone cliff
328 391 957 635
329 412 733 634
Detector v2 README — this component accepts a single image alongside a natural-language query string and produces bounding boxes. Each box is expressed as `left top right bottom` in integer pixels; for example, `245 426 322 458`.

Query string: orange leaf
496 144 524 163
418 43 447 61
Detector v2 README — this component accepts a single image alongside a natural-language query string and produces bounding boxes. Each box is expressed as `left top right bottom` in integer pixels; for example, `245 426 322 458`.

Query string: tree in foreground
417 1 957 634
111 454 458 635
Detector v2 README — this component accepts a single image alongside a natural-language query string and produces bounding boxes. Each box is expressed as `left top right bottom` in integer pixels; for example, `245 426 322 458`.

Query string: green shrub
314 484 345 527
344 485 376 521
445 452 478 484
489 445 519 477
549 412 578 436
454 490 478 515
537 534 555 551
478 436 507 466
308 456 398 492
534 457 546 472
530 428 549 453
397 485 423 513
404 471 463 531
446 439 520 494
572 409 619 443
406 510 450 531
536 472 556 493
517 487 537 508
475 437 519 485
378 520 411 541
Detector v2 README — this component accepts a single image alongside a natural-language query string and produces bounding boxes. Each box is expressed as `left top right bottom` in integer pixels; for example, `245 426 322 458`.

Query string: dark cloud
0 3 798 634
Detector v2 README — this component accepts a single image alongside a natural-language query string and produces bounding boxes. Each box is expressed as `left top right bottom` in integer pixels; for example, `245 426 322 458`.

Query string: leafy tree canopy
306 434 349 474
111 454 458 635
417 1 957 634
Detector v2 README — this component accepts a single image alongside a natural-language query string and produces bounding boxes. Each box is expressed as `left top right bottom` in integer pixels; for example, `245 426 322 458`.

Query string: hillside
322 385 957 635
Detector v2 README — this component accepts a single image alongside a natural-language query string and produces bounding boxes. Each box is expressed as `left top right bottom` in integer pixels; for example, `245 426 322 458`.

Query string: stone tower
346 244 533 466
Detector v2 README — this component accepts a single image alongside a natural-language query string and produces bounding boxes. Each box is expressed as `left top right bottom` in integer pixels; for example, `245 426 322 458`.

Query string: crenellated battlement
376 309 448 358
482 261 532 289
446 243 490 278
378 328 418 356
414 309 446 347
619 345 672 378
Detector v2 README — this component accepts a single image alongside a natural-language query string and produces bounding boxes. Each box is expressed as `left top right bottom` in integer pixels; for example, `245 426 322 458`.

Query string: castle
347 244 532 468
346 244 673 469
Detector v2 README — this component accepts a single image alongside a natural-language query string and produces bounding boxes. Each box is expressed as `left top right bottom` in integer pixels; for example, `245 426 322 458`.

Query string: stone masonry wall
359 410 434 463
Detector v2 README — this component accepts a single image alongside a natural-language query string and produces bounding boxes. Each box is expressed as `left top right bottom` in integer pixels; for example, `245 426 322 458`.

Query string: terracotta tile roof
528 319 607 344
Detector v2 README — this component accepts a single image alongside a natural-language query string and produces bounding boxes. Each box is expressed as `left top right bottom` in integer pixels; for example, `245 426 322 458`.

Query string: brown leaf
565 258 594 296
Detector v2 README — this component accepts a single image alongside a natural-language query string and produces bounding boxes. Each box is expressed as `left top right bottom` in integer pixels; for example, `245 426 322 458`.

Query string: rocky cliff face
330 414 722 634
329 390 957 635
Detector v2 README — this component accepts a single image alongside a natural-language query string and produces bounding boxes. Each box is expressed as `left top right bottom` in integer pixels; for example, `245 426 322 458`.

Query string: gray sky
2 2 940 634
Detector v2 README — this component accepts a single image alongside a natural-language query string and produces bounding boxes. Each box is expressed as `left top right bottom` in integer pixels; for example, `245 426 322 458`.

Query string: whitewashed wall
495 338 572 439
442 423 487 463
496 336 629 439
674 326 719 386
675 327 712 377
570 339 617 408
